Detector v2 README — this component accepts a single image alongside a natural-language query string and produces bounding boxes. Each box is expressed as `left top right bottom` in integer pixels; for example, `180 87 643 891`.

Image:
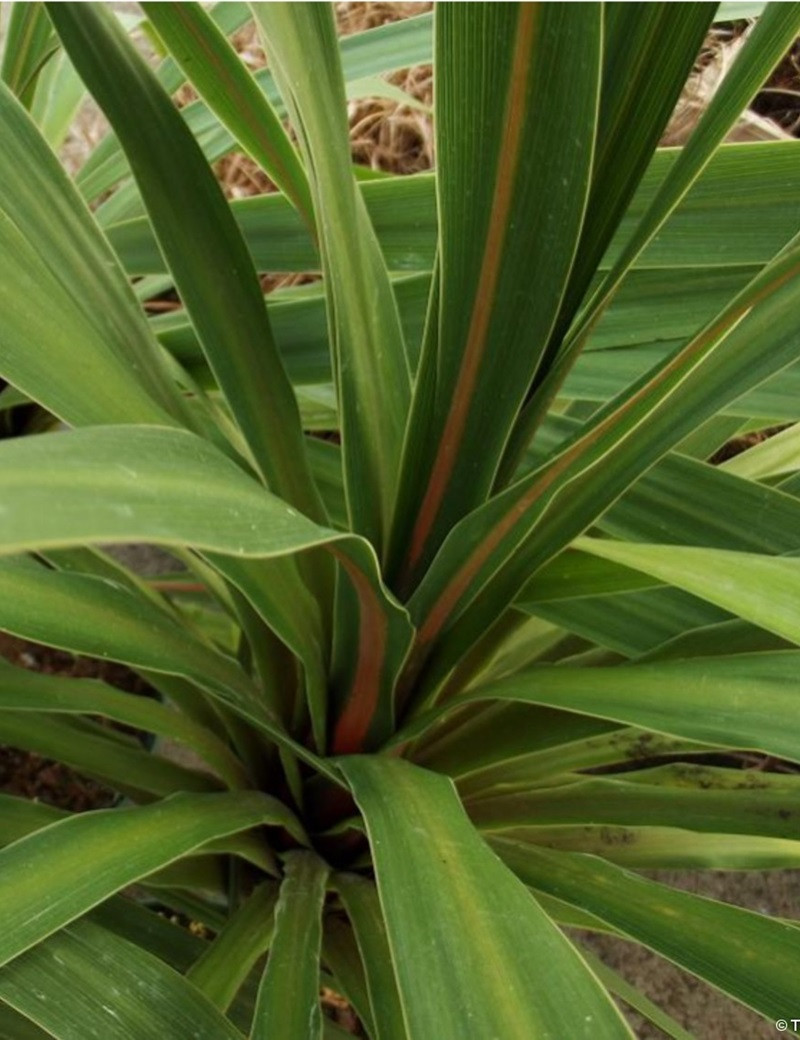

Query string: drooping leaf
0 919 245 1040
340 756 633 1039
0 710 218 800
0 425 412 760
0 657 247 789
576 537 800 647
0 81 187 429
394 651 800 765
496 841 800 1020
468 764 800 842
0 791 301 968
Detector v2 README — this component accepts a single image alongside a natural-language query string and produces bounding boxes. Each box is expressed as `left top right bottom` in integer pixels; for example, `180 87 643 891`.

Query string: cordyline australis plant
2 1 800 1036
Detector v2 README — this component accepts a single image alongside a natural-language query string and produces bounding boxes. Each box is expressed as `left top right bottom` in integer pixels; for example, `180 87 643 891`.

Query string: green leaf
153 271 430 388
28 45 85 149
597 449 800 553
495 840 800 1019
563 3 800 375
91 893 264 1033
0 2 57 106
80 13 433 216
252 851 329 1040
396 651 800 765
334 874 406 1040
0 919 245 1040
519 548 661 602
576 947 694 1040
418 701 619 782
468 764 800 841
521 585 728 658
73 2 253 197
576 538 800 647
551 3 715 330
717 1 767 17
511 824 800 870
143 3 313 225
49 3 325 522
0 1002 50 1040
322 916 376 1037
561 343 800 422
518 4 716 454
91 895 208 971
0 657 248 789
586 266 755 356
388 4 601 585
721 421 800 480
340 756 632 1039
252 3 411 552
0 425 411 761
187 882 279 1011
0 554 260 729
0 795 65 848
0 711 217 800
0 791 300 968
107 140 800 279
456 727 706 801
0 82 187 430
345 74 429 111
404 238 800 704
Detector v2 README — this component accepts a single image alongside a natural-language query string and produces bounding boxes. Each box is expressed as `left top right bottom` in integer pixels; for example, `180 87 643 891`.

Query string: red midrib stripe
404 6 539 576
331 554 389 754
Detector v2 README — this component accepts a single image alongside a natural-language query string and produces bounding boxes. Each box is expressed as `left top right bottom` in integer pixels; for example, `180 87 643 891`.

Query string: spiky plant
0 3 799 1036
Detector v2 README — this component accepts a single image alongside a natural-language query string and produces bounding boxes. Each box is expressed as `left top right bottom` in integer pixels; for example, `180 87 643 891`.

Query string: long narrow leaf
404 237 800 703
0 657 247 789
0 82 187 429
468 765 800 842
252 3 411 553
49 3 324 521
389 4 601 586
187 882 279 1011
144 3 313 225
576 537 800 646
393 651 800 765
252 851 329 1040
522 2 800 446
0 3 57 106
496 841 800 1020
0 791 301 968
340 756 633 1040
334 874 406 1040
0 919 245 1040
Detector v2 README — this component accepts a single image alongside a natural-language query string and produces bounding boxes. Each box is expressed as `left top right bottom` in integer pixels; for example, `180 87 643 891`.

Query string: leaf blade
252 851 329 1040
0 791 299 969
340 756 633 1040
